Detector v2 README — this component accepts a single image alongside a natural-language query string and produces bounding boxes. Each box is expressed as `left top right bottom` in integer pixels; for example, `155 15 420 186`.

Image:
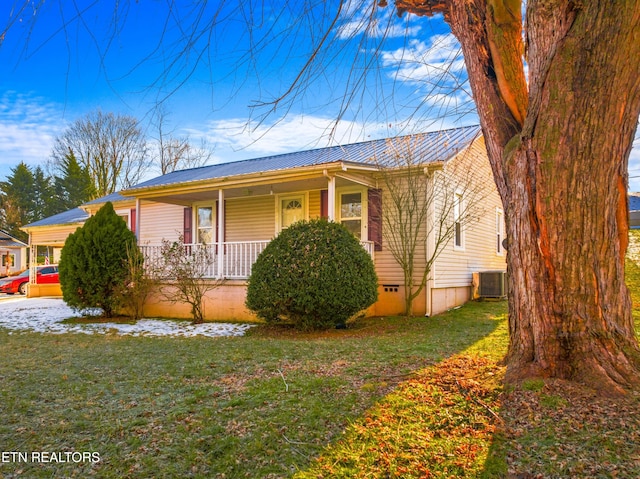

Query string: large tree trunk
395 0 640 393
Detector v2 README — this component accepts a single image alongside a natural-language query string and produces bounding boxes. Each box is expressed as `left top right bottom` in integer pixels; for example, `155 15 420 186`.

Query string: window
454 192 464 249
339 190 364 238
1 253 15 267
197 206 214 244
116 208 135 233
116 209 130 229
496 208 504 254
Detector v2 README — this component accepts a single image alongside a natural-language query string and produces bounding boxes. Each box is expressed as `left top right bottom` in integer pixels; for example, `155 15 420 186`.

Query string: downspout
424 166 441 317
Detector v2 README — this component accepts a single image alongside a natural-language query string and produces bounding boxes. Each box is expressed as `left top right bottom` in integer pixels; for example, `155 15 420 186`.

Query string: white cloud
0 91 66 177
381 34 466 84
336 0 421 40
185 114 393 163
378 33 473 121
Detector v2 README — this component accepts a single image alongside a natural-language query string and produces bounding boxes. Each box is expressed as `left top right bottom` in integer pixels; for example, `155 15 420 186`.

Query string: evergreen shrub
246 219 378 330
59 201 140 317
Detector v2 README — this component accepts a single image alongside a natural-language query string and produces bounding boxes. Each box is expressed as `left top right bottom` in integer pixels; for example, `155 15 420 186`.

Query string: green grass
3 246 640 478
0 301 506 478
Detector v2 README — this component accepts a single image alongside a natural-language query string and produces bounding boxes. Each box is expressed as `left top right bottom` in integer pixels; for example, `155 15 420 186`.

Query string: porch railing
140 240 374 280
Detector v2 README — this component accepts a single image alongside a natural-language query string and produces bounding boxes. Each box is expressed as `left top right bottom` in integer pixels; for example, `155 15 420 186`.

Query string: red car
0 266 59 295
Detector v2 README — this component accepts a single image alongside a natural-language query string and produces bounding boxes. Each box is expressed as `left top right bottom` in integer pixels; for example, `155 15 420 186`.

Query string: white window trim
194 202 216 245
1 253 15 267
453 191 465 251
275 192 308 233
496 208 505 256
116 208 132 231
336 186 368 241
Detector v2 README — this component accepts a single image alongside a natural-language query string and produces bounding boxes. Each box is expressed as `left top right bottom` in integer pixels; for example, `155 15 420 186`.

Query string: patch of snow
0 297 253 337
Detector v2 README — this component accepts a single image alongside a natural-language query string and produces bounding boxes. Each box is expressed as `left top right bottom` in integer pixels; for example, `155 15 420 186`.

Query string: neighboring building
0 230 28 276
629 192 640 228
23 126 506 319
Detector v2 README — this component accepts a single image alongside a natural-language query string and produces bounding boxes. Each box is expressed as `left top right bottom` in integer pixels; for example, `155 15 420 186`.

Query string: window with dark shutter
368 188 383 251
130 208 137 234
183 207 193 244
320 190 328 219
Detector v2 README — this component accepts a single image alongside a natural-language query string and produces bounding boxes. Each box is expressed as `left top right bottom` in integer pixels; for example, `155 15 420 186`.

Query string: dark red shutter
130 208 137 234
320 190 328 219
183 207 193 244
368 189 383 251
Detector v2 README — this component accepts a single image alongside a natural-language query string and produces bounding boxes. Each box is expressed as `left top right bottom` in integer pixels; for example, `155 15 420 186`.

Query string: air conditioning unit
475 271 507 298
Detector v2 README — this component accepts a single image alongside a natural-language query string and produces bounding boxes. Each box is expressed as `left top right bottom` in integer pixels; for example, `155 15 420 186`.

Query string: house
629 192 640 228
23 125 506 318
0 230 28 276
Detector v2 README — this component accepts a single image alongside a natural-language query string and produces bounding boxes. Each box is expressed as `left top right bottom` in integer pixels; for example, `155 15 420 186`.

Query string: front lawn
0 302 505 478
2 249 640 478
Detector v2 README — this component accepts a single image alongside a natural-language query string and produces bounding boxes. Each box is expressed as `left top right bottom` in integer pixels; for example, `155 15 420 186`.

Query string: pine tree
0 162 35 241
59 201 140 317
33 166 55 220
53 149 97 213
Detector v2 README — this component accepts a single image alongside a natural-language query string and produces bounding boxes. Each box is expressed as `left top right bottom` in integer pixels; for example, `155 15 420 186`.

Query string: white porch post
217 189 225 278
327 175 336 221
135 198 141 241
29 241 36 285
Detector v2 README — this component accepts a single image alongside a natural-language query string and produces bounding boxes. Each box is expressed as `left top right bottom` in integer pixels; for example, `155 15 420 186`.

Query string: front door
280 195 305 230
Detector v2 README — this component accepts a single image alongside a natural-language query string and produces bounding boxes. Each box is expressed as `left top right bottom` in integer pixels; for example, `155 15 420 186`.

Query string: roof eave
122 161 380 199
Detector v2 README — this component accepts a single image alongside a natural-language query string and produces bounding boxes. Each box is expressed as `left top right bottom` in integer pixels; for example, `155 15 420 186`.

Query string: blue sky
1 1 639 190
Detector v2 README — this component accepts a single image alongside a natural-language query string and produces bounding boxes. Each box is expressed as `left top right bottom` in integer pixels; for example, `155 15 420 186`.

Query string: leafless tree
376 135 489 316
156 235 224 324
51 110 149 197
117 242 156 321
149 105 213 175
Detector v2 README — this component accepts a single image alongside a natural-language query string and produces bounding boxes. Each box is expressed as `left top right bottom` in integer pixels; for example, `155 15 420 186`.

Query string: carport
21 208 89 297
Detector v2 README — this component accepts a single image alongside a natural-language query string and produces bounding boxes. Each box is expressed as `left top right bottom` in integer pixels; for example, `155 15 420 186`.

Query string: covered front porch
129 160 383 281
139 239 375 280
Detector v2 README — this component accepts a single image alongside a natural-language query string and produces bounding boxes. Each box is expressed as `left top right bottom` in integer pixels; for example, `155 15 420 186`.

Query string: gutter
121 161 381 200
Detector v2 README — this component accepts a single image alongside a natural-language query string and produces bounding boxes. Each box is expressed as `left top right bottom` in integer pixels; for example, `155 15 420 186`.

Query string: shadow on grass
0 300 507 478
290 300 509 479
479 257 640 479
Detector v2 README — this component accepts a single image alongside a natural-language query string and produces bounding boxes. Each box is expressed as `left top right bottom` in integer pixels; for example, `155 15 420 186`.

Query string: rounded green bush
246 219 378 330
59 201 140 317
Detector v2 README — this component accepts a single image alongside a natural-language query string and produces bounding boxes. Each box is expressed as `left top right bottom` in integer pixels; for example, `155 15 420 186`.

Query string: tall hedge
246 219 378 330
59 201 140 317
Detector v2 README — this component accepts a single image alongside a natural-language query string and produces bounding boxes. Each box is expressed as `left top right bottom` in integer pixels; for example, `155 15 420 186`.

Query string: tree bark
395 0 640 393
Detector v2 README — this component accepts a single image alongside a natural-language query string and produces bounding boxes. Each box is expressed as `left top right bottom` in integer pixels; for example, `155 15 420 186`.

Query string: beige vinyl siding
29 226 82 246
225 196 275 242
373 177 430 285
308 190 322 219
432 137 506 289
138 201 184 244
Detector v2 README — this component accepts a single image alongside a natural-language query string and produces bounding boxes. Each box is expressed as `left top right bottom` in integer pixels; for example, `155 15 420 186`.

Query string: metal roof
0 229 27 247
22 207 89 229
82 191 135 206
126 125 482 193
629 193 640 212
